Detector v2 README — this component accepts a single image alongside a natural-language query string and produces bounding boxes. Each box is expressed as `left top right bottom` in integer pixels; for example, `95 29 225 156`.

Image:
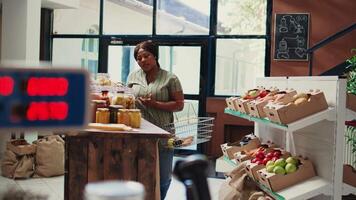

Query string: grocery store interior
0 0 355 200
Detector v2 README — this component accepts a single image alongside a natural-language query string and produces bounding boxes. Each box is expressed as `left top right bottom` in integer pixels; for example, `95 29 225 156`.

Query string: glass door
103 38 208 151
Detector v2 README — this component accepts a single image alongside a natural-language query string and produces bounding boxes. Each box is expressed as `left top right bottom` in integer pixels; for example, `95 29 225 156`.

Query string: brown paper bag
218 178 240 200
1 139 35 179
34 135 65 177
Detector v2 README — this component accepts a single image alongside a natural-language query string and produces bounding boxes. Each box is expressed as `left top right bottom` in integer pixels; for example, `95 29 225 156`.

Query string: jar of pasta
96 108 110 124
128 109 141 128
117 109 130 126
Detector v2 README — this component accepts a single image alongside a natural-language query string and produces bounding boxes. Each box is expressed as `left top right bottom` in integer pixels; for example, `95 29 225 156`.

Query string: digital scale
0 67 90 131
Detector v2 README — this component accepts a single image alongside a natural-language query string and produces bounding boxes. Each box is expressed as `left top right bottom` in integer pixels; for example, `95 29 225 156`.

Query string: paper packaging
244 149 291 181
221 138 261 159
346 93 356 112
263 90 328 124
247 88 279 118
256 157 316 192
225 97 239 111
343 164 356 187
7 139 36 156
236 98 252 114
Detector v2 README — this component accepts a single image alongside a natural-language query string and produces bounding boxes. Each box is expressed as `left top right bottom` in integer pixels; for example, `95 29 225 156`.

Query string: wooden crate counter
64 119 171 200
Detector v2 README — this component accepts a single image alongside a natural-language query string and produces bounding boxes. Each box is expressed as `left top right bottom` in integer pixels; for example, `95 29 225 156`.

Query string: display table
64 119 171 200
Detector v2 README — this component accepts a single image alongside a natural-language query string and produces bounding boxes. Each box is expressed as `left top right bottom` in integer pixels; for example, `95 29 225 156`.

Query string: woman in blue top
127 40 184 200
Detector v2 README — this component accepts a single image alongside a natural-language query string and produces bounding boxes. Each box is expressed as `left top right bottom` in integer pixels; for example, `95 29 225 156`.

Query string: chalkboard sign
274 13 309 61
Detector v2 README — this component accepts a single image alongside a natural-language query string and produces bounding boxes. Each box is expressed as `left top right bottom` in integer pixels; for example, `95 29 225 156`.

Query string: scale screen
0 67 89 130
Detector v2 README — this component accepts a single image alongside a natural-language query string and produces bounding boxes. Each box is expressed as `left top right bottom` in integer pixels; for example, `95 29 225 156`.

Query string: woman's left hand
139 93 157 108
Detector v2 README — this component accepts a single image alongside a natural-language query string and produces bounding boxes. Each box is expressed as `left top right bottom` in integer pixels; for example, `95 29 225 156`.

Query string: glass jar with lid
128 109 141 128
109 105 123 123
117 109 130 126
96 108 110 124
91 100 107 123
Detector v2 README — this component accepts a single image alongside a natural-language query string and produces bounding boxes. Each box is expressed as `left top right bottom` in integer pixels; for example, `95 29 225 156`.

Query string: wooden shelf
219 156 331 200
224 107 335 132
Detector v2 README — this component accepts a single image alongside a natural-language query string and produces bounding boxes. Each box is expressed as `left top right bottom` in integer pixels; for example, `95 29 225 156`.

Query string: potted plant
343 124 356 187
346 49 356 112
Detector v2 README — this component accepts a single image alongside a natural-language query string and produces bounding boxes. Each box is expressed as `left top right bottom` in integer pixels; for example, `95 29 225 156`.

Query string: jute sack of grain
33 135 64 177
1 139 36 179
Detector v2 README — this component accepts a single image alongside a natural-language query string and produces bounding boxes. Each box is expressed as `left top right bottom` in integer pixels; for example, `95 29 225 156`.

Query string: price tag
0 67 90 131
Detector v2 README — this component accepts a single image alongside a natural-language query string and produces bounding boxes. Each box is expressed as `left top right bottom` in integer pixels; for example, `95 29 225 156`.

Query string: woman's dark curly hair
133 40 159 62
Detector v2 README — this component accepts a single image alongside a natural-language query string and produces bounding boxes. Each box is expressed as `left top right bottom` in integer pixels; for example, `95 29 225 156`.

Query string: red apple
256 152 265 159
271 157 279 162
257 160 264 165
251 158 258 163
262 158 270 165
266 152 274 159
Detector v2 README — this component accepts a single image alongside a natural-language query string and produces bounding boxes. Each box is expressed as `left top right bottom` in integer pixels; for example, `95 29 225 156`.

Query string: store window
107 45 201 95
103 0 153 35
215 39 265 96
52 38 99 73
53 0 100 34
156 0 210 35
217 0 267 35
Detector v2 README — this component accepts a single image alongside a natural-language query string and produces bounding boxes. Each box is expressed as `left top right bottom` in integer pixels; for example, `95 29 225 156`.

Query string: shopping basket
163 102 214 148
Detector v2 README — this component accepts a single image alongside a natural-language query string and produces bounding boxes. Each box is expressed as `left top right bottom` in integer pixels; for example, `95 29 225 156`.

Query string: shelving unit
221 76 346 200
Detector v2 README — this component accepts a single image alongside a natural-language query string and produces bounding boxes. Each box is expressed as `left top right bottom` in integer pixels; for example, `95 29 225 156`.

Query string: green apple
266 160 275 167
285 163 297 174
273 166 286 175
266 165 275 173
286 157 299 165
274 158 286 168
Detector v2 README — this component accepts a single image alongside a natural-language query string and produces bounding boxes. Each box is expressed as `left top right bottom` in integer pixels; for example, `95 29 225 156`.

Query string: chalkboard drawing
295 47 306 58
295 24 303 34
274 13 309 60
279 17 288 33
276 39 289 59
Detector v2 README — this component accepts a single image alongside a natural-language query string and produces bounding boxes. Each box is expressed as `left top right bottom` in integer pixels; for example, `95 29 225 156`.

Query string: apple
256 151 265 159
251 158 258 163
266 165 275 173
266 160 275 167
262 158 270 165
285 163 297 173
271 157 279 162
274 158 286 168
266 152 274 159
273 166 286 175
273 150 281 157
257 160 264 165
286 157 299 165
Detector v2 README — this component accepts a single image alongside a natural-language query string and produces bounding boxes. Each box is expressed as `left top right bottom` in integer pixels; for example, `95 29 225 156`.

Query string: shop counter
64 119 171 200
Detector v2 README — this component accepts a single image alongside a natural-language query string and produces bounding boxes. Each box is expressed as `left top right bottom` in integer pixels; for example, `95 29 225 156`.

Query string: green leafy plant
346 48 356 95
345 125 356 165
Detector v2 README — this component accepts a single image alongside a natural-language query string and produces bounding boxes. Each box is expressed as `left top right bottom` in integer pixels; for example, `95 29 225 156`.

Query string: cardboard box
247 89 279 118
7 139 36 155
225 97 238 111
263 91 328 124
343 164 356 187
236 98 252 114
256 158 316 192
221 138 261 159
347 93 356 112
245 150 291 181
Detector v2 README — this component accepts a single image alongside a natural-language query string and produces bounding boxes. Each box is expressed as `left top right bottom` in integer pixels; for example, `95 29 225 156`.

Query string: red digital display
0 76 14 96
26 101 68 121
27 77 68 96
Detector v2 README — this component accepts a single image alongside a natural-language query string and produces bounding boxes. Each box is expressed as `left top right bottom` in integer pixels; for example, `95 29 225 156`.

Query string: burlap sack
34 135 65 177
1 139 35 179
219 162 261 200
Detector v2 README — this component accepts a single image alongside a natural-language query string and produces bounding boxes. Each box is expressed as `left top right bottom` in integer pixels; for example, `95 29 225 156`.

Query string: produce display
226 87 329 125
221 134 261 159
256 157 316 192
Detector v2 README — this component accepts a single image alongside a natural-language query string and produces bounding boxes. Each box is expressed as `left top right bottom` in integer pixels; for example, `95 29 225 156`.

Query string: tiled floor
0 158 224 200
